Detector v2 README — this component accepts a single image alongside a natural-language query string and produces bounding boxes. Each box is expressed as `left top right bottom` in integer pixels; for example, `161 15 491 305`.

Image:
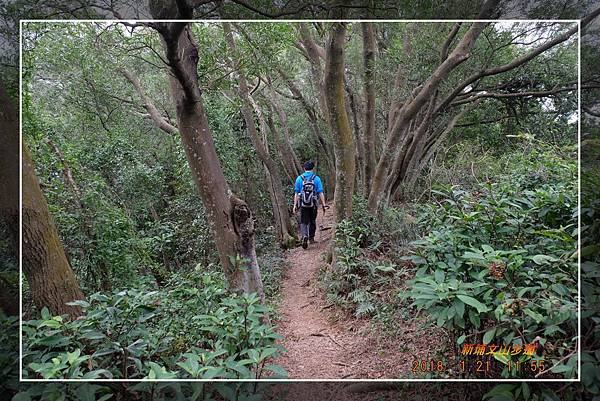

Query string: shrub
22 270 286 379
0 314 18 394
321 209 403 318
403 153 577 378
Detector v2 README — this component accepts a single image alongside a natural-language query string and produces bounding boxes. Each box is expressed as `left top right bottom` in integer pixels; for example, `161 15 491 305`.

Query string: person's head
303 161 315 171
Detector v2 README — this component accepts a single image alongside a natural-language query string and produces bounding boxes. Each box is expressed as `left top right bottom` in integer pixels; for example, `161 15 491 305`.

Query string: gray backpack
300 174 317 208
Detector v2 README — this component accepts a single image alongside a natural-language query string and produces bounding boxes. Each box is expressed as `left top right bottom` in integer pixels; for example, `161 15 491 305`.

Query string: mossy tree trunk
276 67 336 193
324 22 356 224
150 14 265 300
361 22 377 195
22 143 84 318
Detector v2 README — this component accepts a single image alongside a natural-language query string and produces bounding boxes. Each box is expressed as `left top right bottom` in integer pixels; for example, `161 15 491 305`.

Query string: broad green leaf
523 308 544 324
483 328 496 344
214 384 237 401
463 251 485 260
434 269 445 283
484 384 517 399
457 294 490 313
66 300 91 308
12 393 32 401
202 367 226 379
532 254 557 265
522 383 530 401
263 364 288 378
550 365 572 374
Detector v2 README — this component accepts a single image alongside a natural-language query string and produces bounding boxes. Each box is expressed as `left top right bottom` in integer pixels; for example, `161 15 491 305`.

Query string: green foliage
13 382 270 401
22 271 286 379
482 383 570 401
0 314 18 394
257 246 290 300
579 126 600 395
320 197 412 319
21 23 286 294
403 148 577 378
324 219 380 317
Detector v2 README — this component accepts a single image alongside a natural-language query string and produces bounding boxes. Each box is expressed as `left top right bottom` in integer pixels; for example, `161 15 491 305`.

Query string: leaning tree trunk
298 22 329 125
264 85 302 178
390 102 479 200
324 22 356 224
0 83 19 316
22 143 84 318
361 22 377 195
223 22 296 249
249 94 298 248
276 67 336 194
265 111 296 183
155 20 265 300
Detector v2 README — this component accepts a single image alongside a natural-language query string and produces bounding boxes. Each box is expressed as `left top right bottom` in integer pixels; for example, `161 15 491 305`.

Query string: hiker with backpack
293 161 326 249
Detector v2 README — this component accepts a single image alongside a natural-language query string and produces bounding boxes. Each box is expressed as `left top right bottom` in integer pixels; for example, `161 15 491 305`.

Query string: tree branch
440 22 462 62
451 85 577 106
120 68 178 135
436 11 600 114
226 0 315 18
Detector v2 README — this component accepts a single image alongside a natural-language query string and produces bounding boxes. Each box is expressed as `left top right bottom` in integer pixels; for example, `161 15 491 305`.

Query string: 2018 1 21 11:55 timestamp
458 359 545 373
411 359 545 374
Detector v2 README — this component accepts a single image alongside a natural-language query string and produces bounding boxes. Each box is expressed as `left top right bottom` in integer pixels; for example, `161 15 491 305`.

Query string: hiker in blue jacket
293 161 326 249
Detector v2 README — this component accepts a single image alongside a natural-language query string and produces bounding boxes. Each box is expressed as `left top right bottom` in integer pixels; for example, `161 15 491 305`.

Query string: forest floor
274 208 447 379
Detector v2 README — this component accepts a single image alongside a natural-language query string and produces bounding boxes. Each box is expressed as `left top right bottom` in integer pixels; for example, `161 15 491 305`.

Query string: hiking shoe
309 238 316 244
302 236 308 249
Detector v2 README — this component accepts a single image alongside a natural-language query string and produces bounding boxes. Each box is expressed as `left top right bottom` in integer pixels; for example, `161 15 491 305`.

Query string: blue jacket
294 171 323 195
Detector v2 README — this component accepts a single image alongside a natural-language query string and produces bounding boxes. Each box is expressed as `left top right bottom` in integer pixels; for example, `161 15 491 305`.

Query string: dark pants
300 207 318 239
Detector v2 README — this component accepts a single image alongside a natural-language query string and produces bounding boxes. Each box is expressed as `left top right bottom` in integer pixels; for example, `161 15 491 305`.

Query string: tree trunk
120 68 178 135
408 103 480 192
250 94 298 248
386 119 429 201
297 22 338 195
324 22 356 223
22 143 84 318
298 22 329 124
265 111 295 183
155 20 265 300
382 123 413 202
385 96 436 200
0 83 19 316
344 75 365 194
223 22 296 249
361 22 377 195
276 67 336 193
264 84 302 178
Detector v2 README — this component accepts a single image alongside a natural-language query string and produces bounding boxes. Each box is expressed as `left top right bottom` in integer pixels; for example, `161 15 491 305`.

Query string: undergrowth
320 142 578 380
22 270 287 380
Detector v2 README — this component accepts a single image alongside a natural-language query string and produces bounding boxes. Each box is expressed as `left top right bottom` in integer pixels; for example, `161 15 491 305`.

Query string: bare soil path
274 208 441 379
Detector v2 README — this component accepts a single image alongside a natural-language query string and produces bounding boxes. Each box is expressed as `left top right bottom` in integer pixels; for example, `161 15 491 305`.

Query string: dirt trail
275 208 421 379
